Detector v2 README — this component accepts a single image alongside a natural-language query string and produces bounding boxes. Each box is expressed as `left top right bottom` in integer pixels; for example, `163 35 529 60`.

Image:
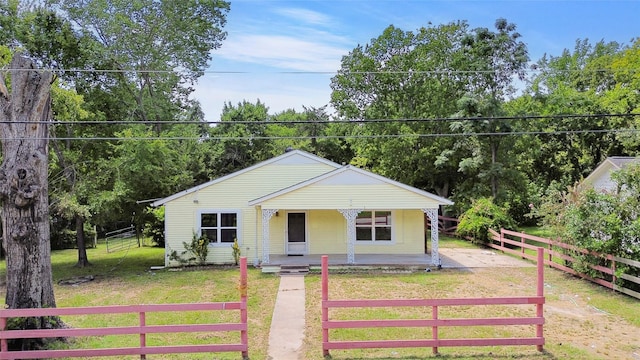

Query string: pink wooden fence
425 215 459 236
0 257 248 359
321 250 545 356
488 228 640 300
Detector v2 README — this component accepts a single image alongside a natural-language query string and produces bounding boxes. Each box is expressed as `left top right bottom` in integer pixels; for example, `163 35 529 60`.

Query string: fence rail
488 228 640 300
321 250 545 356
0 258 249 359
105 225 137 253
426 215 459 236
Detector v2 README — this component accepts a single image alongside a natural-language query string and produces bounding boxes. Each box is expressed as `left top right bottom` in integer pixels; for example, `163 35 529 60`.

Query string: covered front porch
256 208 441 266
248 164 453 267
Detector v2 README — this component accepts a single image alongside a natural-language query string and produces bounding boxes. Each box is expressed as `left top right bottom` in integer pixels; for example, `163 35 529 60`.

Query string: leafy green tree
511 39 628 190
268 105 349 161
449 19 529 203
49 82 97 266
99 125 201 238
49 0 230 129
208 100 272 175
39 0 231 235
330 22 470 200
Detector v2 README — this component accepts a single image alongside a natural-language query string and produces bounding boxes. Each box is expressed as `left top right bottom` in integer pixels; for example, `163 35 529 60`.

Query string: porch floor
264 249 535 270
267 253 435 268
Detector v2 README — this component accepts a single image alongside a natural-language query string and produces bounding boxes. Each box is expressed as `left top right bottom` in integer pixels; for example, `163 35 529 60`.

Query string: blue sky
193 0 640 121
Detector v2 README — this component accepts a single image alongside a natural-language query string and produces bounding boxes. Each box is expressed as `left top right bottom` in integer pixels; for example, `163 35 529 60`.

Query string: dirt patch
304 251 640 360
463 267 640 360
439 247 535 268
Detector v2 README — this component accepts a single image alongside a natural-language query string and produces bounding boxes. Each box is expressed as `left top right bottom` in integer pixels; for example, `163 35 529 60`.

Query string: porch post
261 209 278 264
422 208 440 267
338 209 363 264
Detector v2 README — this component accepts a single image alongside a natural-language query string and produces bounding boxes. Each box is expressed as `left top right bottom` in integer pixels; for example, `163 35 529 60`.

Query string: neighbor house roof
151 150 341 207
582 156 639 190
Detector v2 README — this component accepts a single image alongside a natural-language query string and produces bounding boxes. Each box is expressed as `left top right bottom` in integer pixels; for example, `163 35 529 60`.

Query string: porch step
278 265 309 276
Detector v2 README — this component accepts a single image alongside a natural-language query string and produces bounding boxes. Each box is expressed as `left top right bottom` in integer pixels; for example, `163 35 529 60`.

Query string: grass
438 234 479 249
0 241 280 360
1 236 639 360
302 265 640 360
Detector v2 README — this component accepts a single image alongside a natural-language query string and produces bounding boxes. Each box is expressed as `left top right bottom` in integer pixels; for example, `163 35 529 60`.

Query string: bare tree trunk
74 214 91 268
0 55 60 346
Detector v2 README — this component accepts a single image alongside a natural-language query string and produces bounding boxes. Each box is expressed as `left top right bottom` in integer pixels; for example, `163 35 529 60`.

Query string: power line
2 127 638 141
3 112 637 126
3 67 639 75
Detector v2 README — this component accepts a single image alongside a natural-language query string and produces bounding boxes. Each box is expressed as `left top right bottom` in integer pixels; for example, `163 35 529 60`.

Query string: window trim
355 210 395 244
197 209 241 247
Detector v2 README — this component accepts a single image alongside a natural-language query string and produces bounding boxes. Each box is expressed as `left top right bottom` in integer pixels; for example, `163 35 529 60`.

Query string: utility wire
3 112 638 126
3 128 638 141
2 67 639 75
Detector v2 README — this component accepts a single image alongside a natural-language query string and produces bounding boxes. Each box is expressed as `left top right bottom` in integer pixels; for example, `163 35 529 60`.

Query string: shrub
144 207 165 247
232 239 241 265
456 197 516 244
182 232 209 265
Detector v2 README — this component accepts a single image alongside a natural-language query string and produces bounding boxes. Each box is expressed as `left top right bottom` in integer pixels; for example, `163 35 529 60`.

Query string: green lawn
0 242 279 360
1 236 638 360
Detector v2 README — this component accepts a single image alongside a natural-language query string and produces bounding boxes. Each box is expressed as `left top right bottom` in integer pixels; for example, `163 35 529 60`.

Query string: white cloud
273 7 333 26
193 73 333 120
193 3 354 120
216 34 348 72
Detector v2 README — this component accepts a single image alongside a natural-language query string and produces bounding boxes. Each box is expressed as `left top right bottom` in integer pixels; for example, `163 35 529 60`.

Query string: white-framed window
356 210 392 242
198 210 240 245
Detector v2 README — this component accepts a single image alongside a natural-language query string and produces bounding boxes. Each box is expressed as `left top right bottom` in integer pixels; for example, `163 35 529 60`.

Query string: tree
49 83 94 266
330 22 470 200
209 100 272 175
0 53 62 346
50 0 230 129
449 18 529 201
42 0 230 234
510 39 630 190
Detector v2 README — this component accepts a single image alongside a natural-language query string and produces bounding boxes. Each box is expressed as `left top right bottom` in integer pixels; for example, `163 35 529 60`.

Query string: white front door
286 212 307 255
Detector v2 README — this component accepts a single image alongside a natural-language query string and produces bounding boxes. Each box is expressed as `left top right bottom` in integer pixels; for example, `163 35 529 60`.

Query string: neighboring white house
152 150 453 267
582 157 639 192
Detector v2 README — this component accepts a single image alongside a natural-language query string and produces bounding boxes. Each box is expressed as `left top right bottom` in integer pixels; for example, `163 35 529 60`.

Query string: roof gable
249 165 453 206
583 156 639 188
152 150 341 206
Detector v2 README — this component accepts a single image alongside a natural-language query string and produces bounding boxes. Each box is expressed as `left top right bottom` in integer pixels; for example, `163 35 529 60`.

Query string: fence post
322 255 329 357
139 311 146 360
500 228 504 249
0 315 7 354
432 305 438 354
521 236 525 259
611 257 617 294
240 257 248 359
536 247 545 352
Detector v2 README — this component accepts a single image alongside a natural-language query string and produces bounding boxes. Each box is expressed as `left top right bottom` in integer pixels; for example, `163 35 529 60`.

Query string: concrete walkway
267 275 306 360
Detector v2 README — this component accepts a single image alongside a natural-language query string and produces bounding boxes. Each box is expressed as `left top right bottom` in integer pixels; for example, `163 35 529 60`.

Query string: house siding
308 210 346 254
163 162 337 266
269 209 425 256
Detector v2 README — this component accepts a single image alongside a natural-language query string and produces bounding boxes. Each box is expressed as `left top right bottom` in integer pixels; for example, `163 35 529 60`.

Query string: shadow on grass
50 245 165 283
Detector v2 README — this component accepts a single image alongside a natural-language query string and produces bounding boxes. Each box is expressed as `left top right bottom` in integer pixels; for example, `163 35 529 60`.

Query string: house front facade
152 150 453 267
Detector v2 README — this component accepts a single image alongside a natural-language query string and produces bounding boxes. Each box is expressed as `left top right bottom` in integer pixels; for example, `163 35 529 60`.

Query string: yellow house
152 150 453 267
